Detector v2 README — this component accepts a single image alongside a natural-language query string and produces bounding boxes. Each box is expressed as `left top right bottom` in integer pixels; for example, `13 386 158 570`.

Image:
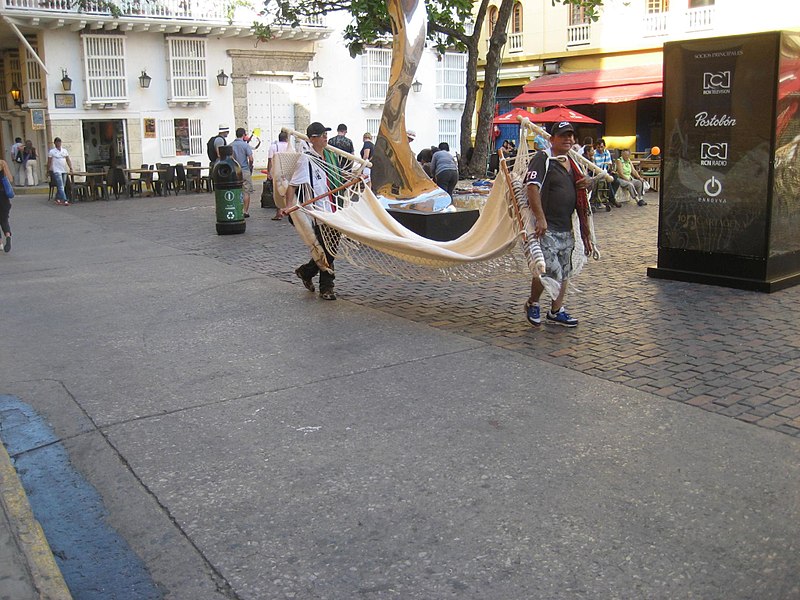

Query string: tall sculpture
370 0 452 211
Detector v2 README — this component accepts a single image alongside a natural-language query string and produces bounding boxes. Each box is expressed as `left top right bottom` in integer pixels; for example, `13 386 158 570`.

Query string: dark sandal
320 290 337 301
295 268 315 292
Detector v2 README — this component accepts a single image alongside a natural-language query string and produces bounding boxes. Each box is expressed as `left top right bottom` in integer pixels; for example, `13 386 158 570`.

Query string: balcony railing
642 12 669 36
685 5 715 31
567 23 590 46
508 31 523 53
4 0 230 21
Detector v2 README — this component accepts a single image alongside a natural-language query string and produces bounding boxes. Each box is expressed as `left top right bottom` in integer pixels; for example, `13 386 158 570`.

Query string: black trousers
0 194 10 235
297 224 340 292
434 169 459 197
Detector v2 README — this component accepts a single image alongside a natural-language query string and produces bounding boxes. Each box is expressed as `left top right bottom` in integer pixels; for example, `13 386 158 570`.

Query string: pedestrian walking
279 121 340 301
0 157 14 253
47 137 73 205
523 121 593 328
267 131 291 220
231 127 255 218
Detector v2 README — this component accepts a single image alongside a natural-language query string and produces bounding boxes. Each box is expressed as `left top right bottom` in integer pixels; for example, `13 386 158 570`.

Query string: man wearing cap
283 121 340 300
523 121 593 328
231 127 254 218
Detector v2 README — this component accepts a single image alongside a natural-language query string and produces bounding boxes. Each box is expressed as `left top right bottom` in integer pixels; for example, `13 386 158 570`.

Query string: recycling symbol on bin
226 210 236 220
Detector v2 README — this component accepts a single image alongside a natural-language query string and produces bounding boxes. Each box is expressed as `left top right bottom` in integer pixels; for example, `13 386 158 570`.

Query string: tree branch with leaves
254 0 603 177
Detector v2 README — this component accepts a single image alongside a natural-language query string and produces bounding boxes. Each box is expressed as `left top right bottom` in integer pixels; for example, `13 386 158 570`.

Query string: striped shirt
593 149 613 172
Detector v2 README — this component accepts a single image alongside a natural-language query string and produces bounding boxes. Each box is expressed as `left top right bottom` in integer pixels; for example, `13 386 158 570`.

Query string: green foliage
256 0 476 53
554 0 604 21
73 0 122 18
257 0 603 53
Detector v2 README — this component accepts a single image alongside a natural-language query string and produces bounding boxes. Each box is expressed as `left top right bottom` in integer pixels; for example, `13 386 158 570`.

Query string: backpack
207 136 222 161
14 148 23 163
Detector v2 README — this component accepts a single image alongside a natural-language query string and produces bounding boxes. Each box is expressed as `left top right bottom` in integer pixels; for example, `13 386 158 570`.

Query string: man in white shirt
267 131 291 220
283 121 339 300
9 138 23 182
46 137 73 205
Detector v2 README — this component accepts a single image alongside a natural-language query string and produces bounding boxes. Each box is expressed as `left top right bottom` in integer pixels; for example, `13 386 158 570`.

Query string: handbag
2 175 14 199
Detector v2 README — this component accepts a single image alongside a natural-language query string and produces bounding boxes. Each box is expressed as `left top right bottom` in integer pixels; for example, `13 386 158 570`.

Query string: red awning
511 64 662 107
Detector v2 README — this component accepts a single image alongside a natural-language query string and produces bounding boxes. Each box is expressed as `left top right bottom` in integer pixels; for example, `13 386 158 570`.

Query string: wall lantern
9 84 23 107
217 69 229 86
139 70 152 89
312 71 323 88
61 69 72 92
543 61 560 75
411 79 422 93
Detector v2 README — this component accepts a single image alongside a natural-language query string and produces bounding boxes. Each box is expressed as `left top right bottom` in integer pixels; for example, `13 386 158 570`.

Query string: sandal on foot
320 290 337 301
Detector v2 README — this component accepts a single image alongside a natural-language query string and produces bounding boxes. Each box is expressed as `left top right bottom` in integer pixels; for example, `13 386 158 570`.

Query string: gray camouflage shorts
540 230 574 281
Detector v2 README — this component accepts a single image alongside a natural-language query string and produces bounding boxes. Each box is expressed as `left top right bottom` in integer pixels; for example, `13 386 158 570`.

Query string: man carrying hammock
282 122 341 301
523 121 593 328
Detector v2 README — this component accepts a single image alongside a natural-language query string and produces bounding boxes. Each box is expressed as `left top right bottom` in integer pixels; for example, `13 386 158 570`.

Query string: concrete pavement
1 189 799 599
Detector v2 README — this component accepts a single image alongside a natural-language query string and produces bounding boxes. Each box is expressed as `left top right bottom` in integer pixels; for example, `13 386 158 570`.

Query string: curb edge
0 439 73 600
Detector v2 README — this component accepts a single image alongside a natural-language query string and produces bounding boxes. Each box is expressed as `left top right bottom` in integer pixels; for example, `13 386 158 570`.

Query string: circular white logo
224 190 235 201
226 210 235 219
704 176 722 197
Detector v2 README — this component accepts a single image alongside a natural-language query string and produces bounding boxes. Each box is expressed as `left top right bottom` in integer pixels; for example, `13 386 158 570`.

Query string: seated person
615 148 647 206
591 139 621 208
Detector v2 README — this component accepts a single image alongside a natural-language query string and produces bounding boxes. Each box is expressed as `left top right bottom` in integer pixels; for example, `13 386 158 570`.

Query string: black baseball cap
550 121 576 137
307 122 331 137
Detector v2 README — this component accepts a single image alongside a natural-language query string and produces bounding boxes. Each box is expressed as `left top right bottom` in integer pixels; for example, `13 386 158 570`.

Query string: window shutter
160 119 176 157
189 119 203 156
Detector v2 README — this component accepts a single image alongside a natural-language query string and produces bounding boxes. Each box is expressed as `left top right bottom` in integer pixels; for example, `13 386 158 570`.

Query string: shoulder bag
2 175 15 199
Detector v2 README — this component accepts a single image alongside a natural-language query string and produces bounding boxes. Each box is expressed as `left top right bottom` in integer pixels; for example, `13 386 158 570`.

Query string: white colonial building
0 0 467 181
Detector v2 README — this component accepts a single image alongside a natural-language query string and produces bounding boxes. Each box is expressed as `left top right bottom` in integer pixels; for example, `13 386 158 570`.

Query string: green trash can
213 146 246 235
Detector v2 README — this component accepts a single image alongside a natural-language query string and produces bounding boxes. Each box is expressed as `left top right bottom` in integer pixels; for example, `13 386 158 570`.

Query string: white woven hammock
271 141 589 284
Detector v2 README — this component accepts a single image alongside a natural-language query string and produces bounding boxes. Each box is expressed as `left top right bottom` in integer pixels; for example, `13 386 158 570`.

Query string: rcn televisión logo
700 142 728 166
703 71 731 94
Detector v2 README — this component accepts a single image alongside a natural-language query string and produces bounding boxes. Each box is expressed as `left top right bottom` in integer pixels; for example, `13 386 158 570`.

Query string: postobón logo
700 142 728 166
703 71 731 95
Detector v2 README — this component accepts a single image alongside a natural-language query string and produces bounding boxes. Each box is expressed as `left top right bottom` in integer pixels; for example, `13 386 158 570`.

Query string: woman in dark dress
0 157 14 252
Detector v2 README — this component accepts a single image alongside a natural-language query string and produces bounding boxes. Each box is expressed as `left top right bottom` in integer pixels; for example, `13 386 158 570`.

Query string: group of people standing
9 137 40 187
1 136 76 253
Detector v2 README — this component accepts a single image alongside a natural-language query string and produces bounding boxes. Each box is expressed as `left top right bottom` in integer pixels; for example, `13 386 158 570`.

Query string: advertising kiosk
648 31 800 292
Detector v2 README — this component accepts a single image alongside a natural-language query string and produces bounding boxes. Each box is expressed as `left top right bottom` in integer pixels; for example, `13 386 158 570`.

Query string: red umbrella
528 105 601 124
493 107 538 124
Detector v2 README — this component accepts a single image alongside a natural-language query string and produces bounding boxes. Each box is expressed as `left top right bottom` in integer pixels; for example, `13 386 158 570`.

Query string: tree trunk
466 0 513 178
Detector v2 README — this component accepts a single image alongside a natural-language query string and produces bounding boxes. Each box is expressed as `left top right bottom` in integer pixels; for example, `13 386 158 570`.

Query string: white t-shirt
48 147 70 173
268 140 290 159
289 149 333 212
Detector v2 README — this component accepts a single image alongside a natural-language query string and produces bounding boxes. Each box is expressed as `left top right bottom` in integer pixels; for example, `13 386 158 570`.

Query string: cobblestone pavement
64 189 800 438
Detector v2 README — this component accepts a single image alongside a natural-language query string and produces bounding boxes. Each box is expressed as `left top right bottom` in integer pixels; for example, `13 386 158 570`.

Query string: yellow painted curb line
0 441 73 600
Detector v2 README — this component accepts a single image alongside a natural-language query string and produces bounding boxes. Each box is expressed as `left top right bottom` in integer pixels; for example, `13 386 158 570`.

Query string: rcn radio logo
700 142 728 166
703 71 731 95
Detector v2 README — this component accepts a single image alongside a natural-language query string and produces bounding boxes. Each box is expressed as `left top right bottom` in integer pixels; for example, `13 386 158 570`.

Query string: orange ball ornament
651 146 661 156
